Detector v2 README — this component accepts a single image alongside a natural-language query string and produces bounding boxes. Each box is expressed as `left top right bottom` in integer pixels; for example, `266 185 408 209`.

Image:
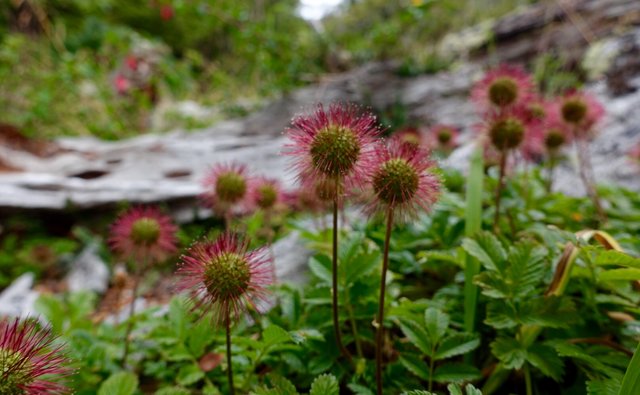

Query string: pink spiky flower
285 103 381 190
482 105 530 153
249 177 284 211
367 137 441 219
110 206 178 263
176 233 274 324
559 90 605 139
471 64 535 111
0 317 72 395
202 162 251 214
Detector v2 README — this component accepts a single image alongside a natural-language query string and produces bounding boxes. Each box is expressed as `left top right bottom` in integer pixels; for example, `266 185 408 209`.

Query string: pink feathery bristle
284 102 382 189
366 136 441 220
175 233 274 325
471 63 535 112
201 162 252 214
109 206 178 263
0 317 73 394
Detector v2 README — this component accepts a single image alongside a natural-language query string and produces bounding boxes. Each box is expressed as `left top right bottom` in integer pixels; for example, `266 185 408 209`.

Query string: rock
65 243 110 294
272 231 312 286
0 273 40 318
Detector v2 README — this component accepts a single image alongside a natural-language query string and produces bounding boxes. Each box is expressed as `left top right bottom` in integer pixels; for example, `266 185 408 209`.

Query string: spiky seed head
204 252 251 300
545 129 566 150
255 184 277 209
488 77 519 107
130 218 161 245
437 128 453 145
372 158 420 205
309 125 361 178
561 97 588 124
215 171 247 204
489 117 525 151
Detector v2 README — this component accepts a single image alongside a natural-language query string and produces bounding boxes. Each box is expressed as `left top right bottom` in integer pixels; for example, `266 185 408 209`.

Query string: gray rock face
65 243 110 293
272 231 312 286
0 273 40 318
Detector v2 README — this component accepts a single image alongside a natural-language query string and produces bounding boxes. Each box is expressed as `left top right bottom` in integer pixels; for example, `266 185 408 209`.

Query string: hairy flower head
367 137 441 219
0 318 72 395
285 103 381 188
471 64 535 111
202 162 251 214
559 91 605 139
249 177 284 211
110 206 178 263
176 233 274 324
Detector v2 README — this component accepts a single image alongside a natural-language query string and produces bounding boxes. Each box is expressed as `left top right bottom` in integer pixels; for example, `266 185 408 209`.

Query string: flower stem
346 292 363 358
121 266 141 367
493 150 508 232
575 138 606 223
376 206 394 395
546 151 557 193
332 191 351 361
226 308 235 395
524 363 533 395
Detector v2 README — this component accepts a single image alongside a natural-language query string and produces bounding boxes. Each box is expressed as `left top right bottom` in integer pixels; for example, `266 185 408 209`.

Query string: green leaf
187 317 216 357
263 325 293 347
309 374 339 395
399 354 431 381
348 383 375 395
507 243 547 298
424 307 450 346
402 391 434 395
399 318 433 355
526 344 564 381
155 387 191 395
177 364 204 386
252 374 298 395
435 333 480 360
599 268 640 282
169 297 189 341
594 250 640 269
344 249 381 285
98 372 138 395
433 362 482 383
619 342 640 395
462 235 502 272
308 255 332 285
553 342 623 380
588 379 621 395
491 338 526 370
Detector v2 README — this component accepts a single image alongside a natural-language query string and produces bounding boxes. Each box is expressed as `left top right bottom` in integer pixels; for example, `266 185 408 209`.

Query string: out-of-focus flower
202 162 251 214
471 64 535 111
559 91 605 138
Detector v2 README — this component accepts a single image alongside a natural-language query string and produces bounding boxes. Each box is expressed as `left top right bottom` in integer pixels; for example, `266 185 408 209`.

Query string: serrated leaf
98 372 138 395
308 255 332 285
484 302 518 329
399 318 433 355
348 383 375 395
400 354 431 381
462 235 502 272
553 342 623 379
491 338 526 370
402 391 434 395
433 362 482 383
424 307 450 345
435 333 480 360
519 297 577 328
587 379 621 395
344 249 381 285
526 344 564 381
309 374 339 395
263 325 292 347
155 387 191 395
599 268 640 282
177 364 204 386
507 243 547 298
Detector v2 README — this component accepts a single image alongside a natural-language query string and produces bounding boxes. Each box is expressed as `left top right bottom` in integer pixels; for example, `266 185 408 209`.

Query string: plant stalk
376 206 394 395
524 363 533 395
332 188 351 361
493 149 508 232
575 137 606 223
226 308 235 395
546 151 557 193
121 264 142 367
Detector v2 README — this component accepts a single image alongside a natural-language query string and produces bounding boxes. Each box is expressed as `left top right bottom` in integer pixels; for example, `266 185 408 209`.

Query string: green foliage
98 372 138 395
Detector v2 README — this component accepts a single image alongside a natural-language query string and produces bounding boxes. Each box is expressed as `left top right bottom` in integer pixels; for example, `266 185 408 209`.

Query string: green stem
493 149 508 232
376 207 394 395
346 290 364 358
122 258 146 367
524 363 533 395
332 190 351 361
226 308 235 395
619 341 640 395
546 152 556 193
428 354 436 392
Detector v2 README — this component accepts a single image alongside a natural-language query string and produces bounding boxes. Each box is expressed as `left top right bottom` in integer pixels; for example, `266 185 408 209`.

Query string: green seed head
204 252 251 299
0 348 29 395
489 117 525 151
216 172 247 204
373 158 420 205
488 77 519 107
545 129 566 150
256 184 278 209
130 218 161 245
561 98 588 124
309 125 360 177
